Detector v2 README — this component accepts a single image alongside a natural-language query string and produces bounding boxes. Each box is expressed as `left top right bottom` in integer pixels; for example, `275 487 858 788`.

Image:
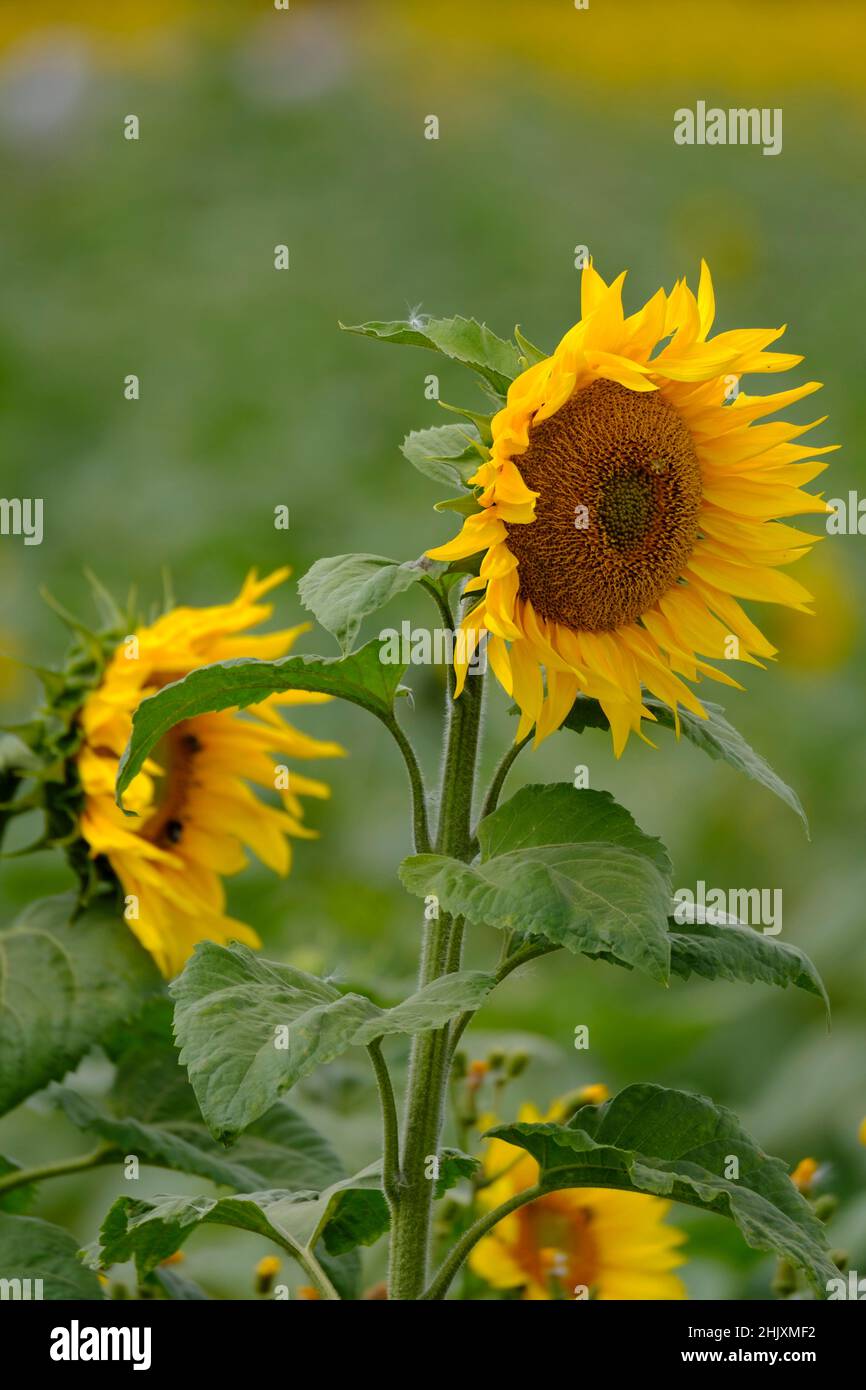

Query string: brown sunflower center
140 723 203 849
504 378 702 632
518 1194 599 1296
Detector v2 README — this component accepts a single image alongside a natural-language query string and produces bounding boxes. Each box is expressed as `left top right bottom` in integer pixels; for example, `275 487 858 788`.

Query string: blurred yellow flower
790 1157 819 1193
471 1103 686 1300
858 1119 866 1147
76 568 343 978
771 549 856 672
576 1083 610 1105
396 0 866 98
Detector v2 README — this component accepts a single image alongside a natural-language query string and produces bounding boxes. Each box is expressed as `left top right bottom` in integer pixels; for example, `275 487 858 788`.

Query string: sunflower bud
507 1051 529 1078
255 1255 281 1294
813 1194 838 1223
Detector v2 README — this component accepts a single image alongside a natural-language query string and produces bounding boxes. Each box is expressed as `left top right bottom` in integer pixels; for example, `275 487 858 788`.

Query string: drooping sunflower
77 568 343 977
471 1102 686 1300
428 263 835 753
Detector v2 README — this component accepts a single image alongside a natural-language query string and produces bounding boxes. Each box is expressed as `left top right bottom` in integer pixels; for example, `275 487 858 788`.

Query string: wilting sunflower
428 262 835 753
471 1102 686 1300
77 568 343 977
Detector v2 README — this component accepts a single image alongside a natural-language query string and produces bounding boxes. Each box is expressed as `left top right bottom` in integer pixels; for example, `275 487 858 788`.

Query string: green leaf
0 1155 35 1213
434 494 482 516
400 423 482 489
478 783 672 876
96 1166 388 1287
401 784 672 982
58 997 347 1191
488 1082 837 1297
0 894 160 1118
668 910 829 1014
55 1086 345 1194
400 848 671 982
340 315 521 397
116 638 405 808
0 1212 103 1299
298 553 446 655
0 733 40 775
436 1149 481 1197
514 324 547 364
172 941 496 1141
563 695 808 833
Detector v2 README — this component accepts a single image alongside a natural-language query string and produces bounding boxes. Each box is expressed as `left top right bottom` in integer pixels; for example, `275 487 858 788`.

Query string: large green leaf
401 783 672 982
340 315 521 397
668 911 829 1013
563 695 807 832
298 553 446 655
0 894 160 1118
57 997 346 1192
55 1088 344 1194
95 1166 388 1295
400 848 671 982
478 783 672 876
116 639 406 807
488 1083 836 1297
172 941 495 1141
0 1212 103 1299
400 424 482 489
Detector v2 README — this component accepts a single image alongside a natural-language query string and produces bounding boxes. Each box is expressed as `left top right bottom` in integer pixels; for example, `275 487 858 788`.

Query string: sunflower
428 262 835 753
77 568 343 977
471 1102 686 1300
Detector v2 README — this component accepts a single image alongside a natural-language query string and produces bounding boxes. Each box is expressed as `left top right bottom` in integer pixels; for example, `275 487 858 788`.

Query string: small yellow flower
471 1103 686 1300
76 568 344 977
255 1255 281 1294
467 1060 490 1088
858 1118 866 1148
428 262 834 754
790 1157 819 1193
159 1251 185 1267
296 1285 321 1301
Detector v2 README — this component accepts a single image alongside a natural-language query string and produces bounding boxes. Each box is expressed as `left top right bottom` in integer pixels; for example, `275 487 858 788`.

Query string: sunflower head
471 1101 686 1300
3 570 343 978
428 262 836 754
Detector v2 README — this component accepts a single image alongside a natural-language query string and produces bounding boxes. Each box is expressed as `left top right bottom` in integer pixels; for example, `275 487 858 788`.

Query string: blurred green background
0 0 864 1298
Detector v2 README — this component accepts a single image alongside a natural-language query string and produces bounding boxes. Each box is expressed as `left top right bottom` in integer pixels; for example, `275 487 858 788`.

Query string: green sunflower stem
388 660 485 1301
420 1183 544 1301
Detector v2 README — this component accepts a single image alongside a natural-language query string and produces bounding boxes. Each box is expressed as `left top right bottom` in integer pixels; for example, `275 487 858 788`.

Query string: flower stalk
388 652 485 1300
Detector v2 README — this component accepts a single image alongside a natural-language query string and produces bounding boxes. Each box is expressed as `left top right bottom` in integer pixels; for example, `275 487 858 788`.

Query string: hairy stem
421 1183 544 1300
381 713 431 854
420 577 454 639
367 1041 401 1209
388 661 485 1300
